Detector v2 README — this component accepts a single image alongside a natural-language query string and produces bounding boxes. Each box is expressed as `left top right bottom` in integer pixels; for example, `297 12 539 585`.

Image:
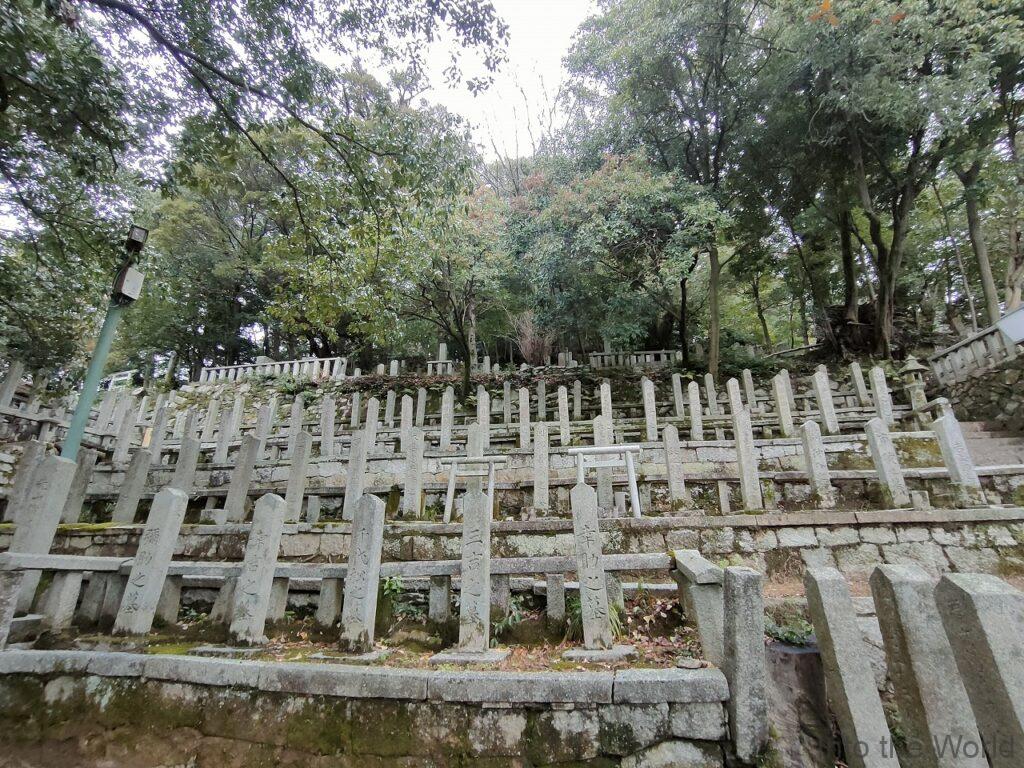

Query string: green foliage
764 616 814 647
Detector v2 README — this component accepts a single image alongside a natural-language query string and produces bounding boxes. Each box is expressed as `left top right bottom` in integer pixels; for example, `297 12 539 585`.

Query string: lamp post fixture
61 225 148 461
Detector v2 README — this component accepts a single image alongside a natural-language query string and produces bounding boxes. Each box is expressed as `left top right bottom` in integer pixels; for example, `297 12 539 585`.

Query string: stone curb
0 650 730 705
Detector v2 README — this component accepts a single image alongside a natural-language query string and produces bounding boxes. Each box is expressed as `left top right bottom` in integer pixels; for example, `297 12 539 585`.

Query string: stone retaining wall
0 650 729 767
6 507 1023 582
943 354 1024 432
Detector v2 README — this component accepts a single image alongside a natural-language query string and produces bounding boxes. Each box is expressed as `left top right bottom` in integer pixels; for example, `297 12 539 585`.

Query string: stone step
965 437 1024 466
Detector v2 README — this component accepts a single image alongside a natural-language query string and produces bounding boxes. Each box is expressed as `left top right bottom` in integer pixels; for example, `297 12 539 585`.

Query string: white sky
419 0 598 160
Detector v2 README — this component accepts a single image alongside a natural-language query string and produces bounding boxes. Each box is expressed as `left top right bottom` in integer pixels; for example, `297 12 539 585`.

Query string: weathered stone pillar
4 441 43 524
384 389 396 428
315 578 343 627
662 424 692 509
557 385 570 444
671 373 685 418
284 430 311 522
801 420 835 508
415 387 427 427
399 394 414 450
723 566 769 764
870 565 987 768
600 380 612 420
286 395 304 457
402 427 425 517
536 380 547 420
349 390 362 428
869 367 894 426
742 369 758 413
342 430 368 521
932 412 985 507
865 417 911 508
804 568 898 768
39 571 83 632
570 482 614 650
518 387 531 449
455 487 493 653
113 487 189 635
850 361 871 406
812 369 840 435
546 573 566 631
733 408 763 511
213 404 234 463
0 360 25 409
440 387 454 450
428 575 452 625
641 377 658 441
687 381 704 440
320 395 336 459
11 455 76 611
593 415 614 509
112 449 150 524
170 436 200 495
772 372 795 437
533 422 549 513
476 386 490 451
364 396 380 453
220 435 260 524
936 573 1024 768
229 493 287 644
573 379 582 420
61 448 98 523
199 398 220 444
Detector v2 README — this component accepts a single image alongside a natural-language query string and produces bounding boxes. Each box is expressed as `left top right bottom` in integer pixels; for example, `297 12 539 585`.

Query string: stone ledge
0 650 731 706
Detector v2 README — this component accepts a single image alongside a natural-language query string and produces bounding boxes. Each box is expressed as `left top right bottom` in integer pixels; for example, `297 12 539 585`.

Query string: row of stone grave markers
806 565 1024 768
1 468 687 667
91 364 906 475
6 392 989 529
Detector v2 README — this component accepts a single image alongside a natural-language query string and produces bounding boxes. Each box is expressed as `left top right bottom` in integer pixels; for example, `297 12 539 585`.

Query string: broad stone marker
936 573 1024 768
440 386 455 450
61 448 98 523
812 369 840 435
518 387 531 448
533 422 550 513
557 385 570 444
111 449 150 524
932 414 984 506
569 483 614 650
687 381 704 440
364 396 380 453
870 565 987 768
593 415 614 509
342 429 368 521
284 430 311 521
113 487 189 635
723 566 769 764
869 367 894 426
662 424 691 508
672 373 685 417
850 362 871 406
772 372 795 437
801 420 835 508
229 493 287 644
11 455 76 611
339 494 387 652
402 427 425 517
169 436 200 494
221 435 260 523
805 568 899 768
641 377 658 441
4 440 43 524
455 487 493 653
865 418 911 508
733 407 763 511
320 395 337 459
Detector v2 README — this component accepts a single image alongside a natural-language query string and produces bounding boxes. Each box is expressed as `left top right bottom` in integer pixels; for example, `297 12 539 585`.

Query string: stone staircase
960 421 1024 466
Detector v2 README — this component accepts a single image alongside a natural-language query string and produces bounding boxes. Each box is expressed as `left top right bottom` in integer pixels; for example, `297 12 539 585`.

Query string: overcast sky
420 0 598 160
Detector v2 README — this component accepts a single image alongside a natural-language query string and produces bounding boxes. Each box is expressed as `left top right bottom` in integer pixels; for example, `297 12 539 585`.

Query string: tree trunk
679 276 689 364
707 245 721 380
751 275 771 348
957 162 1002 325
839 209 858 323
932 182 979 332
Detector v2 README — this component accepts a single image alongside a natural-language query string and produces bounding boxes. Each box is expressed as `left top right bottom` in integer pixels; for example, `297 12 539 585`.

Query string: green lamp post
61 225 148 461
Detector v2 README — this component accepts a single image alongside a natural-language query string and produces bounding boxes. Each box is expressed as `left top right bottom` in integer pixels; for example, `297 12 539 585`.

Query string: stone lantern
899 356 930 425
